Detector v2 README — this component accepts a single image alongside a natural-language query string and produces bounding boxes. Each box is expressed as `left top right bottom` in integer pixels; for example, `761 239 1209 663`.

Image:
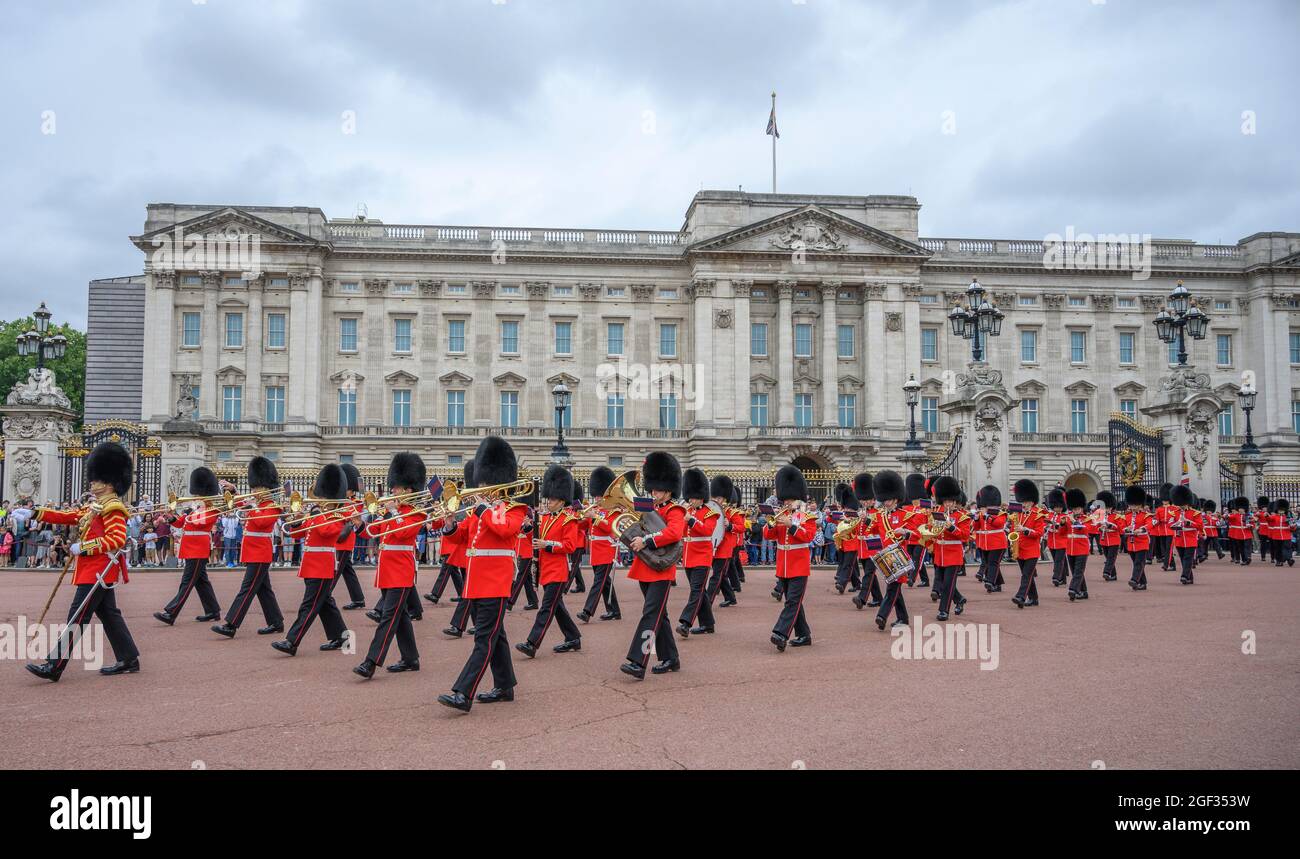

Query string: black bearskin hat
1170 484 1194 507
853 472 874 502
85 441 132 496
1233 496 1249 512
1278 498 1290 513
589 466 616 499
904 473 928 503
682 468 710 501
572 479 584 505
248 455 279 491
462 459 477 489
1125 485 1147 506
709 474 734 501
1096 490 1116 510
1159 482 1173 503
1046 488 1065 510
387 452 426 492
774 465 807 502
873 470 905 503
312 464 348 501
189 466 220 498
1202 499 1216 512
1013 479 1039 505
1257 495 1270 508
835 482 860 511
730 485 741 506
976 485 1001 507
340 462 362 495
1065 488 1087 510
540 465 575 502
642 451 682 495
932 475 961 503
473 436 518 487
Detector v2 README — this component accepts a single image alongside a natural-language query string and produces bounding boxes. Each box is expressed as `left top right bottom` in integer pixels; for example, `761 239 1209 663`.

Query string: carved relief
732 280 753 298
690 279 715 299
152 271 176 289
769 217 846 252
885 312 902 332
167 465 187 498
418 280 442 298
10 449 42 498
776 280 796 300
364 279 388 296
631 284 655 301
1042 294 1066 310
974 400 1004 480
900 284 923 300
1139 294 1166 312
956 365 1004 389
1185 402 1217 477
471 281 497 298
715 308 733 329
864 283 887 301
289 274 309 291
525 281 550 298
1092 293 1115 311
5 368 72 410
578 282 602 300
175 374 198 419
1159 367 1211 393
2 415 73 441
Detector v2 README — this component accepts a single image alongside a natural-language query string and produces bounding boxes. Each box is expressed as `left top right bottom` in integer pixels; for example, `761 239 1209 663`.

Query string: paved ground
1 558 1296 769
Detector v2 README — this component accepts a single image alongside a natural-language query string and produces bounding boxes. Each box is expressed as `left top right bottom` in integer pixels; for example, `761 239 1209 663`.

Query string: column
525 282 549 427
820 280 839 426
629 284 654 430
864 282 886 427
900 283 922 430
303 273 323 425
731 280 753 428
691 279 715 431
288 276 310 422
776 280 795 426
245 278 264 421
142 272 176 422
200 273 219 418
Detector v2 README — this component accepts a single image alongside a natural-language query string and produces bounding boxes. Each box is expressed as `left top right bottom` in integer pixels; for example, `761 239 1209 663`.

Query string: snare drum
873 541 915 585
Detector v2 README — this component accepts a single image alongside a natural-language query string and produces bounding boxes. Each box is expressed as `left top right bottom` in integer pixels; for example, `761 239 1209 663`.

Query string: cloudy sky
3 0 1296 327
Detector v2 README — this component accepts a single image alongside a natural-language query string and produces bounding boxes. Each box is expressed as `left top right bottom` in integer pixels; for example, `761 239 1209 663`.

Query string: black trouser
1129 549 1148 586
582 562 621 617
707 556 736 604
365 587 418 666
678 565 715 629
429 561 464 601
935 564 964 615
452 598 515 698
908 544 929 586
1232 538 1250 564
566 551 586 593
858 555 883 602
1259 535 1271 560
509 558 539 609
1156 536 1174 569
1273 538 1293 566
44 582 139 677
626 580 677 668
225 561 282 629
1177 545 1197 582
1067 553 1088 595
729 547 745 587
876 579 908 625
1050 547 1067 584
286 575 347 648
449 591 472 631
773 575 810 640
1100 544 1120 579
164 558 221 617
336 550 366 605
834 550 861 589
979 548 1004 587
1014 557 1039 602
527 581 581 647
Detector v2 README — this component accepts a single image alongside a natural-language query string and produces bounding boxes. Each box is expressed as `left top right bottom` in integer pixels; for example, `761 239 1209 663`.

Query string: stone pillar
246 276 265 421
864 283 886 428
157 420 211 501
200 272 220 418
1141 366 1224 499
776 280 795 426
731 280 753 428
288 275 310 422
1240 454 1267 501
939 364 1017 493
690 279 715 432
1 369 77 504
142 271 176 422
819 281 839 426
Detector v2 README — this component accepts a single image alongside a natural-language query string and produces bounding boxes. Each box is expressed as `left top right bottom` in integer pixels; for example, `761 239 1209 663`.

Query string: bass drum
613 509 684 571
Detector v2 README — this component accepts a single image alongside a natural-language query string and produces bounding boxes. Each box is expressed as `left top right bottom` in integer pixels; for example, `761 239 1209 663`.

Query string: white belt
975 530 1005 535
243 531 273 539
381 544 416 552
936 540 964 546
182 531 210 538
777 543 810 551
304 546 335 554
468 548 517 558
683 537 712 543
589 536 616 544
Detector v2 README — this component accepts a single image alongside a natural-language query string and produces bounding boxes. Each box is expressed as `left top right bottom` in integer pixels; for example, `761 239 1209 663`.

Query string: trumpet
230 485 292 520
167 490 234 512
362 482 456 517
280 492 354 530
442 478 535 518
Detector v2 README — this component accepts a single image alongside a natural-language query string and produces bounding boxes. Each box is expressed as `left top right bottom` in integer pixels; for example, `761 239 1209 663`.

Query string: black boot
514 641 538 658
211 623 237 638
619 661 646 679
26 662 61 682
319 637 347 651
387 659 419 672
99 658 140 676
651 657 681 674
257 623 283 635
153 611 175 626
553 639 581 653
437 692 472 712
476 687 515 703
353 660 376 679
271 639 297 656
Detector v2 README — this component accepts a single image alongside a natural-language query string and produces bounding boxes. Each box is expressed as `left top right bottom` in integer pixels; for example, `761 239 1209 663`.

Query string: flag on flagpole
766 104 779 139
1180 449 1190 486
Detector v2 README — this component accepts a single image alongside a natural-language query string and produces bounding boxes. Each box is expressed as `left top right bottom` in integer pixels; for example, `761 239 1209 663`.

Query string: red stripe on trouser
642 585 670 668
468 600 506 698
687 569 705 625
173 559 202 610
375 587 408 664
291 581 326 647
945 566 959 606
784 579 805 638
532 584 560 646
53 590 98 672
230 564 264 626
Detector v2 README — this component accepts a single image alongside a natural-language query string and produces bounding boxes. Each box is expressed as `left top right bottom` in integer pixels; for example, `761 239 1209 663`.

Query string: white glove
69 542 82 556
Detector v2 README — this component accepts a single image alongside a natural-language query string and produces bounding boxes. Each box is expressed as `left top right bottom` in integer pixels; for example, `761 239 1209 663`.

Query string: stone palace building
80 191 1300 502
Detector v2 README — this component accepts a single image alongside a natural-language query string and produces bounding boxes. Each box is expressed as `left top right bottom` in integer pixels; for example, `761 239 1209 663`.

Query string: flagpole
771 91 777 193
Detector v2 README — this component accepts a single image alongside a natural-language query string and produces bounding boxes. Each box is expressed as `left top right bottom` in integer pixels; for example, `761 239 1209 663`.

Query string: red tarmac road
1 558 1296 769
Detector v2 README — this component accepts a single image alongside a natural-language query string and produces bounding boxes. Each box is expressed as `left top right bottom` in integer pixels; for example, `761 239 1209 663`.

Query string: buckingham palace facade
90 191 1300 495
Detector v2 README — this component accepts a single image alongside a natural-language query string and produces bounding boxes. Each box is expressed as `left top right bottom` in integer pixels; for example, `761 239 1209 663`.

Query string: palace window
1070 330 1087 364
1216 333 1232 366
606 394 625 429
659 393 678 429
554 321 573 355
659 323 677 357
1018 296 1037 306
1290 333 1300 364
222 385 243 422
446 283 467 296
448 319 466 353
837 324 854 358
1020 329 1038 363
264 386 285 424
921 396 939 433
182 312 201 347
500 284 521 296
553 285 573 297
794 393 813 428
224 312 244 348
921 327 938 362
392 390 412 427
751 323 769 356
607 286 625 298
1118 332 1135 364
188 384 201 420
266 313 286 349
393 282 414 295
339 318 358 352
1070 399 1088 433
500 391 519 427
794 324 813 358
607 322 624 356
1167 338 1179 366
1214 300 1231 310
838 394 856 428
501 320 520 354
1068 297 1086 307
394 318 413 353
1293 400 1300 434
446 391 465 427
750 393 769 427
608 456 624 468
1218 406 1233 437
660 288 679 300
337 389 357 426
1120 399 1137 420
1021 398 1039 433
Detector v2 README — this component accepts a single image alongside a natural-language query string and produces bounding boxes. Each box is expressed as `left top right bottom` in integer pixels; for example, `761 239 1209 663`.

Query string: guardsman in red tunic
676 468 719 638
901 473 931 589
619 453 686 679
1095 491 1123 581
974 485 1008 592
27 442 140 682
1198 500 1224 562
1041 488 1067 585
272 465 351 656
704 476 740 610
764 465 818 652
1062 489 1093 601
1270 500 1293 567
565 482 589 594
850 473 883 609
1009 479 1047 608
438 437 526 712
212 456 284 638
354 453 427 678
928 476 972 621
1123 486 1153 589
426 460 474 606
831 483 861 595
579 466 622 622
517 466 583 657
1226 496 1252 565
508 484 539 612
1254 495 1271 562
337 464 368 612
1165 485 1201 583
1152 483 1176 570
866 471 911 629
155 467 224 625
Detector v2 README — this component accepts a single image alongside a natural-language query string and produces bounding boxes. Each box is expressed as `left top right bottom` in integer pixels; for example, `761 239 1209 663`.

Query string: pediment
688 205 930 259
1114 381 1147 397
1065 380 1098 395
1212 382 1239 398
385 370 419 385
133 207 327 251
1015 379 1047 395
439 370 473 385
919 376 946 393
493 371 527 387
330 369 365 383
216 364 244 378
546 372 581 387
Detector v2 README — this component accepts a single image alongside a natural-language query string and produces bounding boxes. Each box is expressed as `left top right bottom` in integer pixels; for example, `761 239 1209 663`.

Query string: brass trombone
280 492 354 530
166 490 234 512
230 486 291 520
440 478 535 520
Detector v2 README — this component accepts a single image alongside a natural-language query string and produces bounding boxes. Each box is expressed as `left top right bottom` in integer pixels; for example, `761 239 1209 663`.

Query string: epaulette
99 497 128 517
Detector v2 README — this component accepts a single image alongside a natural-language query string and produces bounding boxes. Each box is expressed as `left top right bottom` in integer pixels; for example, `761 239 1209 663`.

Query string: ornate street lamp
550 382 572 463
948 278 1004 362
903 374 923 452
14 302 68 371
1153 280 1209 367
1237 382 1260 458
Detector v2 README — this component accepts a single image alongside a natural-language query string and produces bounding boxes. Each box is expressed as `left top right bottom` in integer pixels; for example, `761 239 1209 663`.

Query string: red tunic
856 509 881 558
1099 511 1124 547
715 509 742 560
1226 511 1251 541
1150 505 1173 537
1125 511 1152 552
288 513 345 579
37 501 130 585
629 502 685 583
1046 511 1069 551
463 502 527 599
336 499 362 552
176 507 221 560
587 509 619 566
763 512 818 579
1064 514 1091 557
973 511 1009 551
238 498 280 564
516 507 536 560
928 509 972 567
1011 506 1047 560
683 505 719 568
535 511 579 585
444 518 471 568
1172 508 1202 548
366 504 424 588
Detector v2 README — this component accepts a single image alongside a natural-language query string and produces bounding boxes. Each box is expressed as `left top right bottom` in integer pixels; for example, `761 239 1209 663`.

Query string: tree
0 316 86 420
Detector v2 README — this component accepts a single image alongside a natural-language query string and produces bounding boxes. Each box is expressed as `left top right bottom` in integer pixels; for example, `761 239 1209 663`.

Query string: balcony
324 221 685 255
919 237 1244 270
1011 432 1109 444
320 424 689 440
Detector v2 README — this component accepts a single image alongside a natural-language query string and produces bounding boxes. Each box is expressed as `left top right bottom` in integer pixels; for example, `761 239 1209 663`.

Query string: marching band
22 437 1294 714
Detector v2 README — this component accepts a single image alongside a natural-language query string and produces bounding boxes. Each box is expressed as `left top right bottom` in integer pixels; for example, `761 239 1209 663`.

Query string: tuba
596 471 684 572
